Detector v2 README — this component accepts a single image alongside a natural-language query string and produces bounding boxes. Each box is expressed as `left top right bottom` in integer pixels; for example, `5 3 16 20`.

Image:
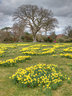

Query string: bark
18 35 23 42
33 35 37 42
45 31 47 36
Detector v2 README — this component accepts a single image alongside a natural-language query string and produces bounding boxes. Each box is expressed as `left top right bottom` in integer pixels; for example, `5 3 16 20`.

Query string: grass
0 42 72 96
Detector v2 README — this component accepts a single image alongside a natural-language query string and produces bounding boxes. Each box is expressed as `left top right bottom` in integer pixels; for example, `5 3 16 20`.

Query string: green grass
0 42 72 96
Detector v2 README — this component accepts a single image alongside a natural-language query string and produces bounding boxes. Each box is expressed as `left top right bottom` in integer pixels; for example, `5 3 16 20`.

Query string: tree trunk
33 35 37 42
45 31 47 36
18 35 22 42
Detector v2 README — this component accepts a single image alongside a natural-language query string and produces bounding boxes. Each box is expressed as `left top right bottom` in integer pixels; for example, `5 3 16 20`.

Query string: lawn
0 42 72 96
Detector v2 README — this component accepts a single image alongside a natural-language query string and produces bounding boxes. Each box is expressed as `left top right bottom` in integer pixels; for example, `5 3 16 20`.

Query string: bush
64 38 72 43
56 37 72 43
42 36 53 42
3 37 14 43
56 38 65 43
21 32 33 42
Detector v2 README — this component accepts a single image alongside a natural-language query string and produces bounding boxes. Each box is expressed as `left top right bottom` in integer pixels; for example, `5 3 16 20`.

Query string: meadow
0 42 72 96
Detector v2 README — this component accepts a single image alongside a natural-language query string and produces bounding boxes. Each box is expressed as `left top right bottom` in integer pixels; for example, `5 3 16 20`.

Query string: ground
0 42 72 96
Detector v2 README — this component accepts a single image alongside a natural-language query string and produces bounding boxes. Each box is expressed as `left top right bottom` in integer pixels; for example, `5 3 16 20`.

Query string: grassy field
0 42 72 96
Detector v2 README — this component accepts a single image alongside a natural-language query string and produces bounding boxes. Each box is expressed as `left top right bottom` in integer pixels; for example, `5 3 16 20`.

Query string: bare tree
44 18 58 36
0 29 13 42
12 20 26 42
0 30 5 42
13 4 58 42
64 26 72 38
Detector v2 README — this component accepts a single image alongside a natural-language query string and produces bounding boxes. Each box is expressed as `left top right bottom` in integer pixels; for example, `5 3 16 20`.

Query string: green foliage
42 36 53 42
70 66 72 70
67 80 71 84
43 88 52 96
56 38 65 43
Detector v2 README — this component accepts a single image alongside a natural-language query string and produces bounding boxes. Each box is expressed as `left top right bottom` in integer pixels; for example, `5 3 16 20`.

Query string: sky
0 0 72 34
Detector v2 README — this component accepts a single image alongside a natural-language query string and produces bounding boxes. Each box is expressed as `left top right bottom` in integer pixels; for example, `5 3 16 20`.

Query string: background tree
64 25 72 38
12 20 26 42
13 4 58 42
49 31 57 41
0 30 5 42
1 27 12 32
0 28 13 43
44 18 58 36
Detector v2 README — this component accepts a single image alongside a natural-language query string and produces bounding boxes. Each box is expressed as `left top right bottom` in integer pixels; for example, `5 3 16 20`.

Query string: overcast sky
0 0 72 34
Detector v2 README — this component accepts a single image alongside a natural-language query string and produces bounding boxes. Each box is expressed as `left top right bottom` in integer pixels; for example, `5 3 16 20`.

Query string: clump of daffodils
0 56 31 66
21 44 55 55
10 64 69 90
60 53 72 59
63 47 72 52
0 50 5 56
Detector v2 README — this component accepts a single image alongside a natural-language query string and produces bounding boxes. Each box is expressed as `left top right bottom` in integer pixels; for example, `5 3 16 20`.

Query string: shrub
56 38 65 43
56 37 72 43
42 36 53 42
21 32 33 42
64 38 72 43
